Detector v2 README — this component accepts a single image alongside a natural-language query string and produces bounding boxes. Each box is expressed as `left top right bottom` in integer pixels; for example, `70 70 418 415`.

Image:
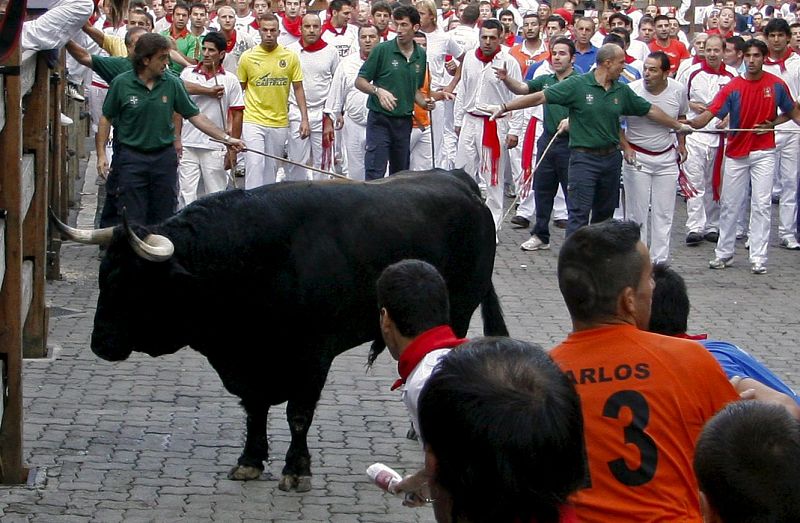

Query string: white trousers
22 0 94 51
410 126 434 171
431 100 456 170
715 150 775 265
341 119 366 181
285 121 324 181
456 114 507 231
774 133 799 240
622 149 680 263
684 138 721 234
243 122 288 189
178 147 227 208
88 84 108 134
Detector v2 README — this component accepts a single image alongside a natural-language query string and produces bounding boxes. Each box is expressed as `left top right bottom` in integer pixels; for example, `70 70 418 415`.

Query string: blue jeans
566 150 622 237
364 111 412 180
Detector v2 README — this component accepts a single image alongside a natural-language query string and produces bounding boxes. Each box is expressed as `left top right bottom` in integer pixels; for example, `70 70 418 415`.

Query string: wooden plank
20 50 36 97
0 217 5 291
0 43 28 484
22 52 50 359
47 51 65 281
20 259 32 322
20 154 34 219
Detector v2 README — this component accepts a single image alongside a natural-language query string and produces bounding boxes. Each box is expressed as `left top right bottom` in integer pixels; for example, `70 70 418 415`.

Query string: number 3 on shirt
583 390 659 488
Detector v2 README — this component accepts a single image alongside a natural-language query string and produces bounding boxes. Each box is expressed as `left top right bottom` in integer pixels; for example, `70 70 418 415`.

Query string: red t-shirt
708 72 795 158
649 39 690 74
550 324 739 523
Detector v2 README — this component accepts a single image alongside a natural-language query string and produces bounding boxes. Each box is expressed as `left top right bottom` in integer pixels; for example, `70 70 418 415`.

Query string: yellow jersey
237 44 303 128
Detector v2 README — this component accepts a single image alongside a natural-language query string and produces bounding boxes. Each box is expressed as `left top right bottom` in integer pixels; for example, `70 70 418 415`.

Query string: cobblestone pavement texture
2 159 800 522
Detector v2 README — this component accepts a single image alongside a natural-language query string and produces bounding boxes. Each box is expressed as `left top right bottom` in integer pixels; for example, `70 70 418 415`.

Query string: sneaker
59 113 73 126
704 231 719 243
510 215 530 228
66 83 85 102
780 238 800 250
709 257 733 269
751 263 767 275
521 235 550 251
504 184 517 198
686 232 703 246
553 219 568 229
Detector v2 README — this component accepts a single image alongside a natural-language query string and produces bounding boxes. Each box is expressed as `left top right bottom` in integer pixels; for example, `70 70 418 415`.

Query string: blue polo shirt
573 45 598 74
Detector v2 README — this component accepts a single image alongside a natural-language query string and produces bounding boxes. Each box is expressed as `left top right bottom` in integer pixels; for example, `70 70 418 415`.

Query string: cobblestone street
2 162 799 522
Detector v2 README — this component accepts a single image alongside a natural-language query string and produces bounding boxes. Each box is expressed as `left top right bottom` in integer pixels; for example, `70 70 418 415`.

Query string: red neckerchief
441 9 453 18
673 332 709 340
225 30 237 53
475 47 500 63
625 54 635 64
693 55 703 64
625 7 639 14
280 12 302 36
170 25 189 40
166 14 172 23
192 62 226 80
322 20 347 36
250 19 260 30
321 114 334 170
391 326 467 390
480 115 502 185
766 48 795 72
520 115 539 200
380 27 396 41
300 38 328 52
505 33 516 46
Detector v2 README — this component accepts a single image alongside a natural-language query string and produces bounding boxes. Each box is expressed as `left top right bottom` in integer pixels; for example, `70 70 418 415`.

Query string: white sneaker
751 262 767 275
709 257 733 269
59 113 73 126
780 238 800 250
66 83 85 102
521 235 549 251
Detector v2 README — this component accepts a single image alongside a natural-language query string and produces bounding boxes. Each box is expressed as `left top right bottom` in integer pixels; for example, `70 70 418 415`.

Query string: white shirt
423 27 464 91
624 77 687 152
401 349 450 441
321 24 358 58
628 39 650 62
681 62 737 146
286 41 340 128
325 52 369 126
450 24 480 53
763 52 800 130
179 66 245 149
454 48 525 136
221 30 258 74
235 12 255 33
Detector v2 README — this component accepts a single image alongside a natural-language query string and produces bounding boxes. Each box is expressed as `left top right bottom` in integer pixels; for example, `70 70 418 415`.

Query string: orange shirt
509 41 549 78
413 68 431 129
550 324 739 523
649 39 691 75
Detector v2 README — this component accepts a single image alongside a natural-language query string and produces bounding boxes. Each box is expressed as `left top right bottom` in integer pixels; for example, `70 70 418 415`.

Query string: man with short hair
638 16 655 44
709 6 738 38
791 22 800 53
689 39 800 274
611 12 650 61
278 0 303 46
238 14 309 188
450 2 480 52
550 220 740 522
680 34 737 246
618 0 643 38
155 0 177 32
325 25 379 180
177 32 245 206
509 12 548 76
544 14 566 40
573 17 599 73
372 1 396 41
162 2 199 72
591 9 612 47
285 14 340 180
356 5 432 180
650 14 690 75
98 33 244 226
725 34 746 72
621 51 688 263
537 1 552 27
762 18 800 250
455 19 523 231
322 0 358 57
216 5 258 73
695 402 800 523
494 44 690 236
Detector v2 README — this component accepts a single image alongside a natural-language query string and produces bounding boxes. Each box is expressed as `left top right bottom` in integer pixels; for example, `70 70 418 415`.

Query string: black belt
571 145 619 156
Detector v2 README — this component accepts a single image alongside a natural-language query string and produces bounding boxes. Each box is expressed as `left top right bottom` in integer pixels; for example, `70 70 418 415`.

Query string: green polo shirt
161 30 202 74
526 70 574 136
102 70 200 152
543 71 652 149
92 55 133 85
358 38 426 117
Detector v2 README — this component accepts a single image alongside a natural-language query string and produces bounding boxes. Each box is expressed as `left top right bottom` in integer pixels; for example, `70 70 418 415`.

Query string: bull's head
50 210 189 362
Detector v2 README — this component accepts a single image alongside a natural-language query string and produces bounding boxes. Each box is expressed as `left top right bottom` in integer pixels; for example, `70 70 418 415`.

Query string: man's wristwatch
373 85 379 95
223 134 231 142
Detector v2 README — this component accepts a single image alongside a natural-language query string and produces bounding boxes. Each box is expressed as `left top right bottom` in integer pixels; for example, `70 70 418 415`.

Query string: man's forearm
293 83 310 122
504 91 545 112
688 110 716 129
503 76 530 95
355 76 377 96
66 40 92 68
81 22 105 48
231 110 243 138
96 116 111 156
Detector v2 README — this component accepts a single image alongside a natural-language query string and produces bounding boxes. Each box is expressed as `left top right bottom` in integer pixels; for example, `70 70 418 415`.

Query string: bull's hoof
227 464 263 481
278 474 312 492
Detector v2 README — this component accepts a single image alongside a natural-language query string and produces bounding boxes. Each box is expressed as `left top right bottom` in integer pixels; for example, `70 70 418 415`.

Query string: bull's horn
49 207 114 245
126 223 174 262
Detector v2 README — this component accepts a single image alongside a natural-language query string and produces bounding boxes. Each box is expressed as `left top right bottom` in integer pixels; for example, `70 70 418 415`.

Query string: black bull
55 169 508 490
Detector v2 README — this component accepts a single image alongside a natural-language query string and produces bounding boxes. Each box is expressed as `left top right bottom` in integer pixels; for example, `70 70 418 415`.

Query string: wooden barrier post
47 52 65 281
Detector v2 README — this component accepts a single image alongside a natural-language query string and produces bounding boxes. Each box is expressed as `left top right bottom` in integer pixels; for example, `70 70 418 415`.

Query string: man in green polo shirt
97 33 243 227
493 43 691 236
355 5 434 180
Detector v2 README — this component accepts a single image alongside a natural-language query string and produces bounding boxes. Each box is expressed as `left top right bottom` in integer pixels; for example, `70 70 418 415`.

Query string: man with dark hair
509 12 548 76
497 36 575 251
549 220 739 522
689 39 800 274
573 17 598 73
545 14 566 40
322 0 358 57
97 33 244 226
763 18 800 251
649 14 689 74
605 28 643 83
610 11 649 61
725 35 746 72
451 3 480 52
621 51 688 264
356 5 432 179
161 2 198 73
454 18 523 231
695 402 800 523
371 1 396 41
177 31 245 207
418 338 586 523
649 263 800 408
493 44 690 237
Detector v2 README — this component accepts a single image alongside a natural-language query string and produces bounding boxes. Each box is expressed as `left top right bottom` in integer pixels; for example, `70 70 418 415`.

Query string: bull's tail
366 339 385 369
481 283 508 337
